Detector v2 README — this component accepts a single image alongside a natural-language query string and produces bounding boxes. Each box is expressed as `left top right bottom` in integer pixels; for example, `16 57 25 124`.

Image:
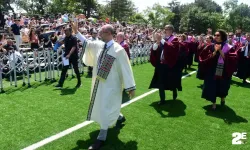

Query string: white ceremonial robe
76 33 136 129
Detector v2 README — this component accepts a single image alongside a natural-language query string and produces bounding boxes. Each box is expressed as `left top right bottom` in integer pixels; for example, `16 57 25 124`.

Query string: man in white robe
71 22 136 150
86 29 99 77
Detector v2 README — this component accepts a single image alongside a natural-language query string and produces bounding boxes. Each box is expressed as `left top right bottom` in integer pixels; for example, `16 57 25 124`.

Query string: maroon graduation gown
149 38 182 91
199 44 238 78
199 44 238 102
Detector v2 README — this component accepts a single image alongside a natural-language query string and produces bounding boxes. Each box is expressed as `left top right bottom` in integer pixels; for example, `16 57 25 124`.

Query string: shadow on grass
2 80 55 94
86 74 92 78
231 80 250 88
203 105 248 124
72 127 138 150
182 72 189 76
60 87 78 95
3 85 29 94
187 67 197 71
197 84 203 89
32 80 55 88
150 99 187 118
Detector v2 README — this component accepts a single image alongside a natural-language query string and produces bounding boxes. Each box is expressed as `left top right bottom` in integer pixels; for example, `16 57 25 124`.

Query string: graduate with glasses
149 25 183 105
199 29 238 110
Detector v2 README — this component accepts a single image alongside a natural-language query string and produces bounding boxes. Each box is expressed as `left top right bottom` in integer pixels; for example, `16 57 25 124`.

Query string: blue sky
98 0 250 12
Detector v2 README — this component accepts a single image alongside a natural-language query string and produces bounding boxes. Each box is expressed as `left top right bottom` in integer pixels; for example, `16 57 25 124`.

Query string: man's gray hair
165 24 174 31
104 24 115 34
117 32 125 39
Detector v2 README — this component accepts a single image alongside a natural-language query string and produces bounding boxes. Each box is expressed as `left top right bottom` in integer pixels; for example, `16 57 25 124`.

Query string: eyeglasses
165 28 171 30
214 34 220 37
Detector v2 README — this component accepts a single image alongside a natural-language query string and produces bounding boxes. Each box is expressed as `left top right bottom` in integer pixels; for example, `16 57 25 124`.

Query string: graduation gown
149 38 182 91
199 43 238 102
120 41 130 59
187 41 198 66
178 41 189 71
195 43 205 62
196 43 209 80
236 43 250 80
77 33 136 129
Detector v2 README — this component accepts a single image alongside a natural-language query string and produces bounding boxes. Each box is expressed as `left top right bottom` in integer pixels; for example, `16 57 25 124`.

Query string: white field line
22 70 197 150
232 75 250 83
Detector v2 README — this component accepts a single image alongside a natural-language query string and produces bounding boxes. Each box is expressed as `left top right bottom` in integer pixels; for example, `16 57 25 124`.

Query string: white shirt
244 42 249 57
6 20 13 27
88 37 99 41
105 40 114 49
152 39 166 61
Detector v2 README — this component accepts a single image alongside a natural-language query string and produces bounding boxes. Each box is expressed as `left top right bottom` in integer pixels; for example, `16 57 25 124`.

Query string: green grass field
0 63 249 150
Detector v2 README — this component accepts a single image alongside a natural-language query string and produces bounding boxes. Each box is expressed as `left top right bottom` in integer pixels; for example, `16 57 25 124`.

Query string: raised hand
70 21 78 34
214 44 221 51
155 32 162 44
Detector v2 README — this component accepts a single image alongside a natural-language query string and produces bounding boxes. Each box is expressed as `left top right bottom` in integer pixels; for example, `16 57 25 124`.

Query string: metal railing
0 42 153 93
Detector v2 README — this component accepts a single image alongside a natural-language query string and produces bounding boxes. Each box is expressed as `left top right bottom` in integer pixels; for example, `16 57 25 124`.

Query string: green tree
48 0 85 15
226 3 250 31
179 6 224 34
129 13 148 25
143 3 174 28
167 0 181 32
0 0 15 13
16 0 49 15
194 0 222 13
105 0 136 21
223 0 238 15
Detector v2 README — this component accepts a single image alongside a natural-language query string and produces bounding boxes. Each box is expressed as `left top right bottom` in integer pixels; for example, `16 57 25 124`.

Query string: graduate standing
116 32 130 59
187 33 198 68
72 22 136 150
236 33 250 84
199 30 238 110
196 35 213 80
149 25 182 105
178 34 189 73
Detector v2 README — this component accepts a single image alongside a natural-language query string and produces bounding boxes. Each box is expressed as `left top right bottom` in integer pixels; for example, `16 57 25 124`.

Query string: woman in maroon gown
199 30 238 110
196 35 213 80
178 34 189 73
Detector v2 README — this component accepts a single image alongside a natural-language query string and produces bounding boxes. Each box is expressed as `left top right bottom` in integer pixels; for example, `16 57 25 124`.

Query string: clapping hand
214 44 221 51
154 31 162 44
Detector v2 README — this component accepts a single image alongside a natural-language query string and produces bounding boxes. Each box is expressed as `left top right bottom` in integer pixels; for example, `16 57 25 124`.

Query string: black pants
88 66 93 75
159 88 177 101
59 57 81 86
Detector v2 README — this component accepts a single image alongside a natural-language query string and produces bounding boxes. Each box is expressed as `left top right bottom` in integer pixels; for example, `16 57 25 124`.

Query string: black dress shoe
116 116 126 127
242 80 248 84
221 101 225 106
88 140 104 150
55 84 62 89
75 83 82 88
173 90 177 100
158 100 166 105
173 94 177 100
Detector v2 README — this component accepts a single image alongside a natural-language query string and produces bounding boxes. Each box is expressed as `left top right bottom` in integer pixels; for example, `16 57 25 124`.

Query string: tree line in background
0 0 250 33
